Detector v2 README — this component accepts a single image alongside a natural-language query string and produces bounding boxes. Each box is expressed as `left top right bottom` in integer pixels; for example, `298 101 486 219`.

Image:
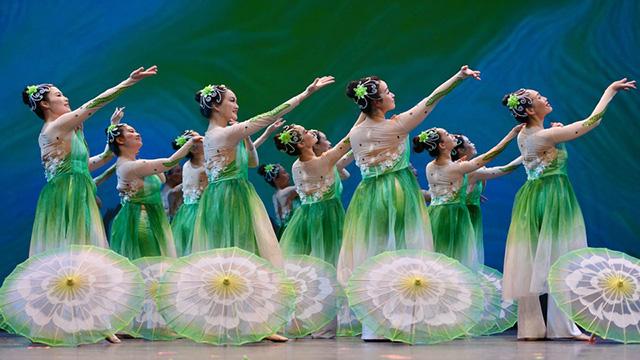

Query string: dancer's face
118 124 142 151
274 165 290 187
375 81 396 113
460 135 477 159
291 124 317 150
437 128 457 153
40 86 71 116
312 131 331 155
524 89 553 118
187 130 203 155
217 89 239 123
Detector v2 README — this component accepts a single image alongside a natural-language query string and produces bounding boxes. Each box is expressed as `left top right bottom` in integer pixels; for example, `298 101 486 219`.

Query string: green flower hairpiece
264 164 275 172
26 85 39 96
107 124 118 133
507 94 520 110
175 135 188 147
418 130 430 143
278 130 292 144
201 84 215 97
354 84 368 100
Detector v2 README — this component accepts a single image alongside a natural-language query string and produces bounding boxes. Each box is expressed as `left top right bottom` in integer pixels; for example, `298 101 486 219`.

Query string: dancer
169 130 207 256
274 119 361 265
450 134 522 259
23 66 157 256
257 163 299 237
107 122 201 260
310 129 354 179
336 66 480 340
191 76 334 267
501 78 636 340
414 125 522 270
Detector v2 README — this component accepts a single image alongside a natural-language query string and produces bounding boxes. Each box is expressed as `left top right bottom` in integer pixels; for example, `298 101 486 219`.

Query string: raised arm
321 112 365 166
88 107 125 171
337 150 354 179
392 66 481 132
129 137 202 178
224 76 335 142
454 124 523 174
254 119 285 148
50 67 157 133
244 137 259 168
542 78 636 144
469 156 522 182
93 163 117 187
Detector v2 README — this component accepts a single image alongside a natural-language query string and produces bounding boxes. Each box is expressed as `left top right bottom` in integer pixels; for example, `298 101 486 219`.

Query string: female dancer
501 78 635 339
274 118 361 265
310 129 354 179
257 163 299 237
23 66 157 256
450 134 522 260
170 122 283 256
191 77 334 268
336 66 480 340
169 130 206 256
413 125 522 270
107 122 201 259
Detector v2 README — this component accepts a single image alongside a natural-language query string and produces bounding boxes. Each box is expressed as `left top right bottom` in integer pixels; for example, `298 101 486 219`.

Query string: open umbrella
346 250 484 344
156 247 296 345
123 256 179 340
0 245 144 346
283 255 339 338
548 247 640 343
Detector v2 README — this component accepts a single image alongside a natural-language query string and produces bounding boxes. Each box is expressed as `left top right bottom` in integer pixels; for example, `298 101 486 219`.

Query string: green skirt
30 172 107 256
336 167 433 285
467 204 484 268
192 178 283 267
110 202 177 260
428 202 480 270
171 202 199 257
280 198 345 266
503 174 587 299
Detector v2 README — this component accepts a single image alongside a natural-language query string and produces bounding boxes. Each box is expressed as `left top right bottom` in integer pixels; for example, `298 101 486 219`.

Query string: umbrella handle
588 333 597 344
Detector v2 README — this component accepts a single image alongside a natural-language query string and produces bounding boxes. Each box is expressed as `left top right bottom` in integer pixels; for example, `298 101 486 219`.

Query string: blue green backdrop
1 0 638 279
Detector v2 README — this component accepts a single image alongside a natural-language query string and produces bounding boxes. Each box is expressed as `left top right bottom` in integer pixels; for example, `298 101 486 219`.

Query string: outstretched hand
129 65 158 82
460 65 481 81
188 135 204 144
306 76 335 94
266 118 286 133
110 107 125 124
509 123 525 136
609 78 636 92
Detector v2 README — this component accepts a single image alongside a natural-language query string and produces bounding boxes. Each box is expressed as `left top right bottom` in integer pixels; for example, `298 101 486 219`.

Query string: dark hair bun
412 135 427 153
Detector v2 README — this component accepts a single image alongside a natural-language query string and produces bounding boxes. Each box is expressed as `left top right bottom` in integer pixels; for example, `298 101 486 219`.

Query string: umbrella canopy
0 245 144 346
156 247 296 345
283 255 339 338
467 265 502 336
123 256 179 340
346 250 484 344
548 247 640 343
469 265 518 336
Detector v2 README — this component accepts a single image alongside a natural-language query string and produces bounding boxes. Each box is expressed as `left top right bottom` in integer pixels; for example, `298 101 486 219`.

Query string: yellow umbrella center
400 276 430 298
148 281 158 297
53 274 84 298
603 274 635 298
207 274 246 298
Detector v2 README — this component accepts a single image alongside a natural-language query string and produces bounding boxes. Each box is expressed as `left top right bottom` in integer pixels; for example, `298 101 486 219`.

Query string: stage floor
0 330 636 360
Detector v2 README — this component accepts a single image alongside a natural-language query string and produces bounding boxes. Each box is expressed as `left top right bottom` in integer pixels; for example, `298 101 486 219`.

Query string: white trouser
517 295 582 339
